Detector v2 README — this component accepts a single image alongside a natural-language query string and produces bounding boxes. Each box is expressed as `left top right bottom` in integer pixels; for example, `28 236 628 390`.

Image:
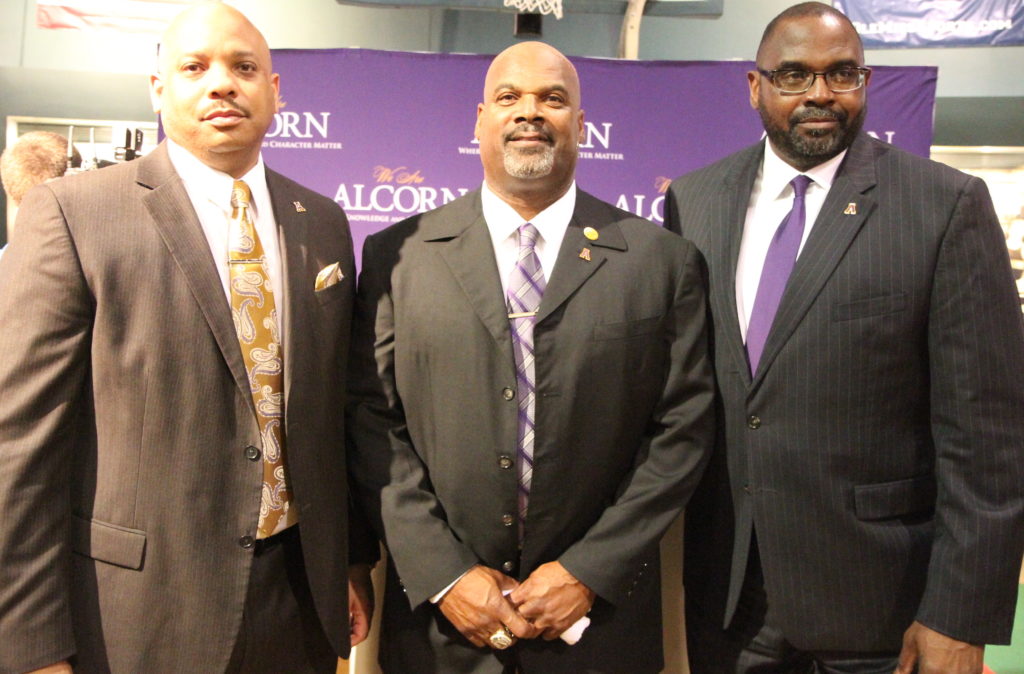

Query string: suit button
747 415 761 429
499 455 513 469
502 560 515 573
244 445 261 461
743 484 753 494
238 535 255 549
502 513 515 527
502 387 515 401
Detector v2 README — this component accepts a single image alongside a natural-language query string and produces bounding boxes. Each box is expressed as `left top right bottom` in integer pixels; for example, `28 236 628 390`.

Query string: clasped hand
438 561 595 648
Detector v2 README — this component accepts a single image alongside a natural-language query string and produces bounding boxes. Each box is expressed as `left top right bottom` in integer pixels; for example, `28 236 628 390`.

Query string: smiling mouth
509 135 550 144
504 123 553 146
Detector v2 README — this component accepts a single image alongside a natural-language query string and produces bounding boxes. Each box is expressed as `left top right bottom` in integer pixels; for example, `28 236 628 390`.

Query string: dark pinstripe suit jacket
0 143 373 672
665 133 1024 651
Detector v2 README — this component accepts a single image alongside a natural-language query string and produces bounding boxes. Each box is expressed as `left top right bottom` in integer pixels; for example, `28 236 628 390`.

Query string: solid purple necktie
507 223 545 533
745 174 812 375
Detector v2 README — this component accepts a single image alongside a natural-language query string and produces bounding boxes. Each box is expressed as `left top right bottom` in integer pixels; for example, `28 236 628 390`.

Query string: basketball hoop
504 0 563 19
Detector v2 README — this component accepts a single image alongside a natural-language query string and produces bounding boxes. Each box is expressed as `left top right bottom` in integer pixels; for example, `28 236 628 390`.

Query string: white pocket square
314 262 344 291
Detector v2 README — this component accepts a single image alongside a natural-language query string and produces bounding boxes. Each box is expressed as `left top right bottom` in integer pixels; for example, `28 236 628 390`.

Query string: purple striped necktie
507 223 545 532
745 174 812 375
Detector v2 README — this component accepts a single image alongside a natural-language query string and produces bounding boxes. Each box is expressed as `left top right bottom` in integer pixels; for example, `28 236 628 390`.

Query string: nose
804 72 834 104
514 94 542 123
206 62 237 100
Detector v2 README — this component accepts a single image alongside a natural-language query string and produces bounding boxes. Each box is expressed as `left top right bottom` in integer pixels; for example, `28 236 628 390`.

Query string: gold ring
488 625 514 649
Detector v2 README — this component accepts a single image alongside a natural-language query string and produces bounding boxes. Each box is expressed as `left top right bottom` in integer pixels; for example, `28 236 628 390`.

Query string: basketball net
504 0 563 19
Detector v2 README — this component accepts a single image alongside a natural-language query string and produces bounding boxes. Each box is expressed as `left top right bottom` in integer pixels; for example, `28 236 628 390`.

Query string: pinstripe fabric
665 133 1024 654
0 142 372 672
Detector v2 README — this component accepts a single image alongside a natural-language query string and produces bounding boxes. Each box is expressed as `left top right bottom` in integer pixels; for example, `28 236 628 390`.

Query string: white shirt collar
166 139 272 218
762 139 846 200
481 179 576 251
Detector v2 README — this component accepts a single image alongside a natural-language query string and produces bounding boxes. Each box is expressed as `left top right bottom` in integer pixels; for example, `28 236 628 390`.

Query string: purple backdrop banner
261 48 936 262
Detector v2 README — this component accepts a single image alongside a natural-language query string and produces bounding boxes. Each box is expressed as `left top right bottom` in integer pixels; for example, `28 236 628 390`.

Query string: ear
271 72 281 112
747 70 760 111
149 73 164 114
577 108 585 143
474 102 484 141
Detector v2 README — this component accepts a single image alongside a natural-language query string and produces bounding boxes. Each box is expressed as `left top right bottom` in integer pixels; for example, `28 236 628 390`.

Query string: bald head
757 2 862 65
158 2 271 75
483 42 581 108
150 1 279 177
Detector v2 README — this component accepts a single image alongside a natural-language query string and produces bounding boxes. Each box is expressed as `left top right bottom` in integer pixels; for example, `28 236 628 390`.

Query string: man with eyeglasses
665 3 1024 674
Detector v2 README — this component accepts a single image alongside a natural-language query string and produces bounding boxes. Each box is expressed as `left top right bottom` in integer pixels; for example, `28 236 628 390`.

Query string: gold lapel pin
579 247 592 261
583 227 599 241
293 201 306 213
844 202 857 215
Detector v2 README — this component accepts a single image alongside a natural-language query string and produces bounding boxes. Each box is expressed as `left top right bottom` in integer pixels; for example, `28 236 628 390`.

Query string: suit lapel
138 143 253 411
267 169 310 412
537 189 625 324
428 192 511 348
752 134 879 386
719 145 763 386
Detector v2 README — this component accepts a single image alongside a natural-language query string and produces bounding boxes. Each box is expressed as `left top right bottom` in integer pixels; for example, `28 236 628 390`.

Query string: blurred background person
0 130 79 259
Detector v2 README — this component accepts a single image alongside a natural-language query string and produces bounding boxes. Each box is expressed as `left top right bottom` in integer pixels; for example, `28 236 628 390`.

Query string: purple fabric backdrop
261 48 937 263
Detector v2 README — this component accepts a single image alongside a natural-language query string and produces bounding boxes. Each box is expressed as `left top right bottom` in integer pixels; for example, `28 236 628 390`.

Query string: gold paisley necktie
228 180 295 539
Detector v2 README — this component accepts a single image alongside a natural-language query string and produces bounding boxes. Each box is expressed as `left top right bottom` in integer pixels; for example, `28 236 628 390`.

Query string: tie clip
508 311 537 319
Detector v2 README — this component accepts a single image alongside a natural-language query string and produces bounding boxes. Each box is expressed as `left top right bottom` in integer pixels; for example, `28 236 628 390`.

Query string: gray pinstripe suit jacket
0 143 373 673
665 133 1024 651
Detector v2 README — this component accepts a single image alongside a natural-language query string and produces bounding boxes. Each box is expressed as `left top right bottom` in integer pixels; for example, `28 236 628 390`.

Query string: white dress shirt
166 140 284 337
735 141 846 343
481 179 576 296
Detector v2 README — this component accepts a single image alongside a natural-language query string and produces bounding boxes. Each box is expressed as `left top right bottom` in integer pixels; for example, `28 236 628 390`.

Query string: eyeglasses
758 67 871 94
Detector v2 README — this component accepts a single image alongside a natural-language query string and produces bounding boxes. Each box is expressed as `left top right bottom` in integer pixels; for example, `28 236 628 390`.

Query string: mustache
201 100 248 118
503 124 553 144
790 107 847 124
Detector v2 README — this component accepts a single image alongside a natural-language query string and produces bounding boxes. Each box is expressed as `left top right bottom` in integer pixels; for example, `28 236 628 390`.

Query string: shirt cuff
430 570 470 603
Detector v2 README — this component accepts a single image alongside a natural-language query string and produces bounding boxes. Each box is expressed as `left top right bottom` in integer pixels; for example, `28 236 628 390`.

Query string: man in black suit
665 4 1024 674
348 41 715 673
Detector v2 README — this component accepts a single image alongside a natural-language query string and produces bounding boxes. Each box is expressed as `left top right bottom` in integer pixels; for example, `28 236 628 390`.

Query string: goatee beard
761 103 866 171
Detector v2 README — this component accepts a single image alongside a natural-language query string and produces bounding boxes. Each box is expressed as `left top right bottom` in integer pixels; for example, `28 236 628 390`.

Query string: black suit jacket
665 133 1024 651
0 143 375 672
347 188 715 673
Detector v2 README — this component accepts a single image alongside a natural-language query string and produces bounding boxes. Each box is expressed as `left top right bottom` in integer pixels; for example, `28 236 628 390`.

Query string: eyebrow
175 49 259 62
773 58 861 70
491 83 570 96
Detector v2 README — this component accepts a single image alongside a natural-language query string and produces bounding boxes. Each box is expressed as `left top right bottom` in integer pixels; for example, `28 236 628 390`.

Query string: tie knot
519 223 540 249
231 180 253 210
791 174 812 199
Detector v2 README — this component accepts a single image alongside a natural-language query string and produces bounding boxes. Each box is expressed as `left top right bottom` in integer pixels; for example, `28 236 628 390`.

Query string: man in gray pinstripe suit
665 3 1024 673
0 4 374 672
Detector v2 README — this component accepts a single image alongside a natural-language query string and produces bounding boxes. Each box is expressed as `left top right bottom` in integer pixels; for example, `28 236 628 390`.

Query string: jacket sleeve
345 233 479 607
0 184 94 671
915 175 1024 645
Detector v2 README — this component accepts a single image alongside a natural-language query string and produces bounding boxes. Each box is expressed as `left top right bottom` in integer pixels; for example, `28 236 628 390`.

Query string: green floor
986 585 1024 674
